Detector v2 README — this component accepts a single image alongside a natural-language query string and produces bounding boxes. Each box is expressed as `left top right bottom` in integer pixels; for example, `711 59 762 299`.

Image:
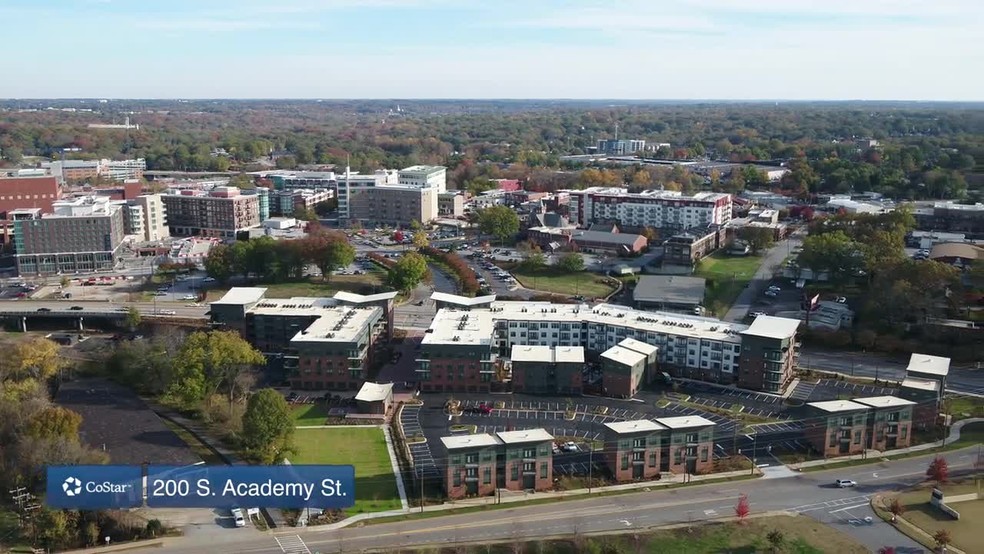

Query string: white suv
835 479 857 488
231 507 246 527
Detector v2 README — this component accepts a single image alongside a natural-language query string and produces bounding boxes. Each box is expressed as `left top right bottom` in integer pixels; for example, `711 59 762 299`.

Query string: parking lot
399 405 441 480
800 379 898 402
674 381 789 419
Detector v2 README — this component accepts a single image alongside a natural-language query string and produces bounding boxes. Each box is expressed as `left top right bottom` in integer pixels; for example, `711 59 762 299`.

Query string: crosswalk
787 380 817 401
275 535 311 554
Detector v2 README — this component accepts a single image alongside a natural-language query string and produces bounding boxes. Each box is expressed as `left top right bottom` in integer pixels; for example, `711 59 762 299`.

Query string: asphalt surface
722 229 805 323
136 445 984 554
799 349 984 397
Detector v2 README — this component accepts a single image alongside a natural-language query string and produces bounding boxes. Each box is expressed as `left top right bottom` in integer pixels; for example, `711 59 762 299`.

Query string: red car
476 404 492 414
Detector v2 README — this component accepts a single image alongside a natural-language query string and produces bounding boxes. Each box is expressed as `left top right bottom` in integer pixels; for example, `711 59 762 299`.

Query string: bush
367 252 397 269
420 247 480 295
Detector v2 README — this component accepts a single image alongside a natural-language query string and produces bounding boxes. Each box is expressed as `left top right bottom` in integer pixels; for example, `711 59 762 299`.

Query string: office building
660 416 716 475
162 186 260 238
417 294 800 395
854 396 915 451
736 316 801 394
604 420 666 482
102 159 146 182
804 400 869 457
13 196 125 275
0 176 61 218
336 169 438 226
567 188 732 232
597 139 646 156
913 202 984 234
123 194 169 242
510 345 585 395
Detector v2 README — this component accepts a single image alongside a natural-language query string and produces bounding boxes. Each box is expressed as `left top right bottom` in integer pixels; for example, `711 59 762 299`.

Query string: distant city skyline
1 0 981 100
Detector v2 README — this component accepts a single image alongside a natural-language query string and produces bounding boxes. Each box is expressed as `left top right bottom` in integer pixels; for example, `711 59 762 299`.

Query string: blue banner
146 465 356 509
46 465 144 509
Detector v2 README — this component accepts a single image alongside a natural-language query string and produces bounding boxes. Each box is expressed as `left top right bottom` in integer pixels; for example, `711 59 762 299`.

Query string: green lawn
290 427 401 515
695 252 767 316
207 272 386 301
509 268 619 299
945 396 984 420
291 403 331 426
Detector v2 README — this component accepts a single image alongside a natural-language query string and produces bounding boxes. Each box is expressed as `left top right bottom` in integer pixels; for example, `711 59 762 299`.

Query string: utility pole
588 445 593 494
751 434 758 475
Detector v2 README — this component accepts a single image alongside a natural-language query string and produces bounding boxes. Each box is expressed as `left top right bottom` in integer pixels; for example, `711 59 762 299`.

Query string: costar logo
62 476 83 497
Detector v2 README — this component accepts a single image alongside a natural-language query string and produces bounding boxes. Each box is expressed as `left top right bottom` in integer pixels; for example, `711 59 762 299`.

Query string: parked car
287 392 299 402
37 307 51 312
835 479 857 488
750 311 767 318
476 403 493 414
836 296 847 303
231 507 246 527
69 306 84 311
203 277 217 283
561 441 578 453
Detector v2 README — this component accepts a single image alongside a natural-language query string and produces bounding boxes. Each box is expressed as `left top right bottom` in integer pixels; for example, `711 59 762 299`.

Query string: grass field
509 268 618 299
695 252 766 315
291 403 331 426
378 516 867 553
945 395 984 420
892 482 984 553
206 272 386 301
290 427 401 515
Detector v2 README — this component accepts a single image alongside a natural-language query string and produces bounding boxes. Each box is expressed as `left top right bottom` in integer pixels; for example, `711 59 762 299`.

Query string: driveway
722 229 805 323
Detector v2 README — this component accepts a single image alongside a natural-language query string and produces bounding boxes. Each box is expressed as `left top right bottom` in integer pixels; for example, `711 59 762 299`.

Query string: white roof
422 309 496 346
656 415 715 429
742 315 800 340
853 396 915 409
212 287 267 306
354 382 393 403
807 400 868 413
289 306 381 344
510 345 585 364
906 353 950 377
441 434 501 450
901 377 941 392
431 292 497 306
605 420 666 434
618 337 658 357
600 345 647 367
333 290 398 304
496 429 554 444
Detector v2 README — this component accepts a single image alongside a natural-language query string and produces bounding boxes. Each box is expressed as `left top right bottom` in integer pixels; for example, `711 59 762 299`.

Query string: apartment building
441 434 500 499
804 400 869 457
13 196 125 275
900 352 950 429
599 345 647 398
567 188 732 232
736 316 801 394
209 288 397 388
335 166 444 225
662 227 729 266
124 194 169 242
42 158 146 183
417 294 800 395
604 420 666 482
398 165 447 193
510 345 585 395
441 428 554 499
597 139 646 156
438 192 465 218
162 186 260 238
660 416 716 475
854 396 915 451
269 188 333 217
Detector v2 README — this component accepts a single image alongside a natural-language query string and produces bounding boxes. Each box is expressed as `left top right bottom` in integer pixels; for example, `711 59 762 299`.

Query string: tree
164 330 265 409
387 252 429 293
412 232 430 249
738 226 776 255
557 252 585 273
1 337 63 382
477 205 520 245
293 206 318 222
204 243 236 284
409 219 423 232
393 230 405 243
241 388 294 464
933 529 951 552
26 406 83 441
766 529 785 553
521 251 547 272
798 230 863 283
125 306 141 331
926 456 949 484
301 231 356 282
888 498 906 523
734 494 750 523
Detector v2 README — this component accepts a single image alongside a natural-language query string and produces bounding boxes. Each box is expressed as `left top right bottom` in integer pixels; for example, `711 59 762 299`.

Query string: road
0 300 208 319
722 229 805 323
138 445 984 554
800 349 984 396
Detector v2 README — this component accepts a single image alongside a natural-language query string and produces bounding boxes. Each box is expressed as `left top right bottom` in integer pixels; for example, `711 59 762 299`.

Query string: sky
1 0 982 100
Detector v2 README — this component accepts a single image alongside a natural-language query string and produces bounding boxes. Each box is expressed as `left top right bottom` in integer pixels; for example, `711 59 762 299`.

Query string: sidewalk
788 417 984 471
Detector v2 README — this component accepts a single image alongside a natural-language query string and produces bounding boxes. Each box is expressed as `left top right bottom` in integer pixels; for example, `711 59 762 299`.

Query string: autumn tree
204 243 236 284
926 456 949 484
164 330 265 409
301 230 356 281
734 494 750 523
26 406 82 441
1 337 63 382
933 529 952 552
125 306 141 331
387 251 429 293
412 232 430 249
888 498 906 523
798 230 863 283
241 388 294 464
738 226 776 255
477 205 520 245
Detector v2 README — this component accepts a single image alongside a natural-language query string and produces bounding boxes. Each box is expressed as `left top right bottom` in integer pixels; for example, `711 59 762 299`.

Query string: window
621 454 629 470
483 468 491 485
700 448 708 462
649 452 657 468
632 438 645 448
540 463 547 479
511 465 518 481
632 452 644 462
674 449 682 464
901 426 908 440
854 431 862 444
453 473 461 487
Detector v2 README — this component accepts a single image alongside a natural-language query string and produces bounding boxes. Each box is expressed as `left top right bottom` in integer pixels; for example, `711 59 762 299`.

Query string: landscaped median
872 479 983 554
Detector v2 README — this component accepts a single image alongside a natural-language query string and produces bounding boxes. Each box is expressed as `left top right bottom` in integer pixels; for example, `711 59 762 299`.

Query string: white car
203 277 217 283
835 479 857 488
182 294 197 301
231 507 246 527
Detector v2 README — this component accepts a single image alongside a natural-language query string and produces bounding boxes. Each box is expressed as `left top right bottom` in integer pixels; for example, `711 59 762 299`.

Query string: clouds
0 0 980 99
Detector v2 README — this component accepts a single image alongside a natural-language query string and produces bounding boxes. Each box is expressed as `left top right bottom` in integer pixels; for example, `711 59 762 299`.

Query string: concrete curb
59 539 168 553
870 493 967 554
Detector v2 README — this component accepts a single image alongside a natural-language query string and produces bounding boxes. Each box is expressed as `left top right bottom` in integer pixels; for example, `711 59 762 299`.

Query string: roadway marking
620 520 632 527
275 535 311 554
703 509 717 516
829 503 870 514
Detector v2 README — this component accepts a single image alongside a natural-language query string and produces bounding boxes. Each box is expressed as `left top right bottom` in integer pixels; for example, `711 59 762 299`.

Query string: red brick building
416 310 497 394
854 396 915 451
495 429 554 492
0 176 61 218
441 434 500 499
659 416 716 475
804 400 869 458
604 420 666 482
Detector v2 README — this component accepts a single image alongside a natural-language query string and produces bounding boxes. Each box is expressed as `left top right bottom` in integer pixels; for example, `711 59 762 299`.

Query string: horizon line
3 98 983 104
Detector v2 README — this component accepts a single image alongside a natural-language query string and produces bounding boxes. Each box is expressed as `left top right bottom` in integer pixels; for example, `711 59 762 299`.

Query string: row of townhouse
416 294 801 396
441 416 717 499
